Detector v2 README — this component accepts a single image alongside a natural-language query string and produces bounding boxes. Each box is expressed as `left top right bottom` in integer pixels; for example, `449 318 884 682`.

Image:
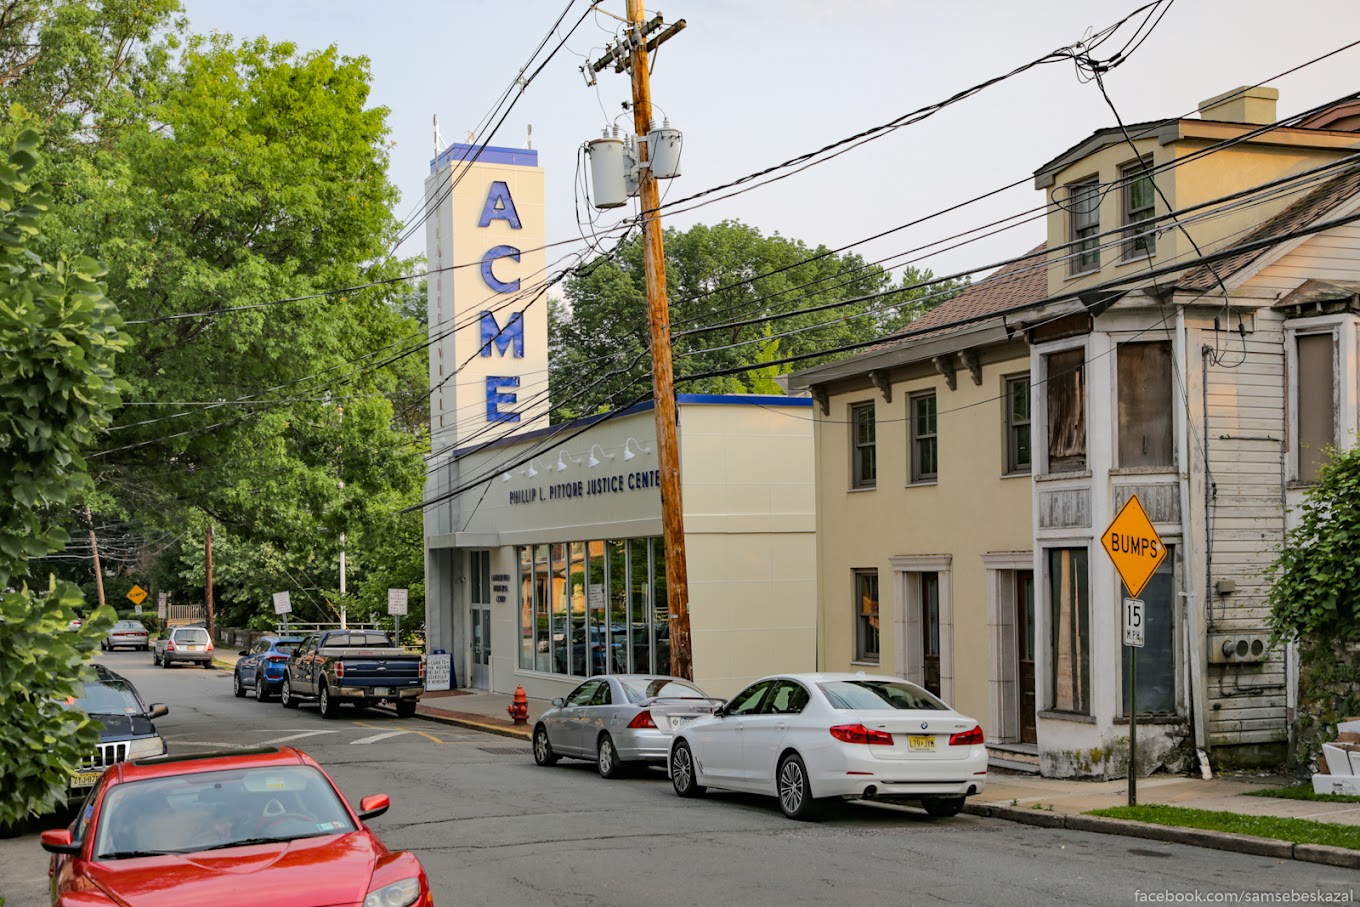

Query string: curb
964 803 1360 869
373 703 534 741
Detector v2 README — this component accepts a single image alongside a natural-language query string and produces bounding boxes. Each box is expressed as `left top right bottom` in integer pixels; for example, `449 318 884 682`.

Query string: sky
178 0 1360 287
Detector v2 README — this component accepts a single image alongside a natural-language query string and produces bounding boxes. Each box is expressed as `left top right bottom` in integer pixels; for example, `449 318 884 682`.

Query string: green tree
1267 445 1360 766
0 122 120 825
2 16 429 629
550 221 963 421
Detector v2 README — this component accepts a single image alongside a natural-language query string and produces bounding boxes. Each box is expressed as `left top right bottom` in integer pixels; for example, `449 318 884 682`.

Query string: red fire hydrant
507 684 529 726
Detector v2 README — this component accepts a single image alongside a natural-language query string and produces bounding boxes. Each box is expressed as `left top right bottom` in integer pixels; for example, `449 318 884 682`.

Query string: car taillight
829 724 894 745
206 642 213 652
418 659 425 680
267 654 288 662
949 726 984 746
627 710 656 729
165 641 175 651
335 661 345 678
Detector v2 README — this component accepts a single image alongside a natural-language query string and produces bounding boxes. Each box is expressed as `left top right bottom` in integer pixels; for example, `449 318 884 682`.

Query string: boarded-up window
855 570 879 663
1117 341 1174 468
1297 333 1335 483
1048 548 1090 715
1046 349 1086 472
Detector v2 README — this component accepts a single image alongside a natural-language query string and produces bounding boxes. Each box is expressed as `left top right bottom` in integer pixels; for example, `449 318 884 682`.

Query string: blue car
233 635 304 702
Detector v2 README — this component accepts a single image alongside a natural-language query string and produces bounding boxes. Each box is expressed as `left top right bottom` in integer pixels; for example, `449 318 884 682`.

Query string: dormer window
1122 158 1157 260
1068 179 1100 274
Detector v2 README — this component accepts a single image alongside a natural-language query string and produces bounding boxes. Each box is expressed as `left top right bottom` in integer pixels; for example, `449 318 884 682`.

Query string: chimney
1198 86 1279 126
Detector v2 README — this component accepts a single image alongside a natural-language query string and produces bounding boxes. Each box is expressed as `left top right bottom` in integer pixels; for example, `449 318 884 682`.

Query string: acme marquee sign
509 468 662 505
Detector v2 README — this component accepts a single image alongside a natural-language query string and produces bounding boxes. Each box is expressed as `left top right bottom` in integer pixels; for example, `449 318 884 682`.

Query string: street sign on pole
157 592 167 619
127 584 148 607
1102 494 1164 808
1123 599 1145 648
134 604 142 614
272 592 292 615
387 588 408 616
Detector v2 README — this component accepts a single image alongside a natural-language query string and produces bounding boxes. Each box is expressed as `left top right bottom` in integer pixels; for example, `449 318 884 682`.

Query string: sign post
272 591 292 631
1101 494 1165 807
388 588 408 644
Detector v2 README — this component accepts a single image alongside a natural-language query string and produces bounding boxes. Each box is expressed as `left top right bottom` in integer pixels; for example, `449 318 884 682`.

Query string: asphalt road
2 649 1357 906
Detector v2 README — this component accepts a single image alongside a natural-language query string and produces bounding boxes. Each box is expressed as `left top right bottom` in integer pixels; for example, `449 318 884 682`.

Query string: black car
65 664 169 801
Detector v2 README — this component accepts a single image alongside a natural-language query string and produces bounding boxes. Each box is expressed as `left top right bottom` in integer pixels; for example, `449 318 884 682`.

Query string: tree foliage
550 220 963 421
1 5 429 632
1267 445 1360 767
0 121 119 824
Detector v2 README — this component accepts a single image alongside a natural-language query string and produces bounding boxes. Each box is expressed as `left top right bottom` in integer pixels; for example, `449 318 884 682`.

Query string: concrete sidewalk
211 651 1360 866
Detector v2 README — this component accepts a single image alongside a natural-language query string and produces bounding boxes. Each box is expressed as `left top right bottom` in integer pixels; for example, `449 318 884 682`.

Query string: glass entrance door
470 608 491 690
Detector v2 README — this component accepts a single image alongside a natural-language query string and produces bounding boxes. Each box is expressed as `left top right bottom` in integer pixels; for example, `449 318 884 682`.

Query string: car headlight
127 736 166 759
364 878 421 907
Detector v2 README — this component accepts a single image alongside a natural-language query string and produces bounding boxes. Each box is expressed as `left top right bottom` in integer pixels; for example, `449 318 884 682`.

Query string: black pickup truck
279 629 424 719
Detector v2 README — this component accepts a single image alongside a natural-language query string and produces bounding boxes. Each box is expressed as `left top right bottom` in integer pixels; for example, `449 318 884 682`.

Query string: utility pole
620 0 692 679
85 504 106 609
205 523 215 641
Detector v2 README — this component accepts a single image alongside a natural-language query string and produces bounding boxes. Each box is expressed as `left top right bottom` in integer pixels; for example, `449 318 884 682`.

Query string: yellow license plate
70 771 102 788
907 735 935 752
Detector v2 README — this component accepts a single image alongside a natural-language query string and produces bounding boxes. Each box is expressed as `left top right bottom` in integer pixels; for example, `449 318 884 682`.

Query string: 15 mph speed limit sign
1123 598 1145 648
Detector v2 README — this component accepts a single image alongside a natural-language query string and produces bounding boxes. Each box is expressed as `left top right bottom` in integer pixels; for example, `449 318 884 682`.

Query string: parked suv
66 664 168 802
153 626 214 668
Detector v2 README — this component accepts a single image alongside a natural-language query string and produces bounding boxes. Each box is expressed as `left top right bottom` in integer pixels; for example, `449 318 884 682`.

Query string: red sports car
42 746 433 907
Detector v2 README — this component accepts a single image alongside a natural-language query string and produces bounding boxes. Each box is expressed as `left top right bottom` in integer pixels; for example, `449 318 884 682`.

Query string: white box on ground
1313 773 1360 796
425 651 451 692
1338 719 1360 735
1322 743 1357 776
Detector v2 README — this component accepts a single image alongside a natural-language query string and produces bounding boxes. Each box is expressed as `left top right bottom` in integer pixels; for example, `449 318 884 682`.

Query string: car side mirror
40 829 81 856
238 649 249 656
357 794 390 822
551 697 565 708
147 703 169 719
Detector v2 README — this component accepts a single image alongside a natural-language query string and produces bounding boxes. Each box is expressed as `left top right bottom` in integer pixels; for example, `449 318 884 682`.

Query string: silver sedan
533 675 720 778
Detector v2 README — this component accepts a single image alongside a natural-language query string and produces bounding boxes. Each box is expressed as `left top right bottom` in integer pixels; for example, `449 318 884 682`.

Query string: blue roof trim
441 394 808 458
430 143 539 173
677 393 812 407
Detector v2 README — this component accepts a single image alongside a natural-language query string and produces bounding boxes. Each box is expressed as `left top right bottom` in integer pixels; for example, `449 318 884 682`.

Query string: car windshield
619 678 708 703
173 628 209 644
114 621 143 630
70 679 143 716
92 765 357 859
818 680 948 711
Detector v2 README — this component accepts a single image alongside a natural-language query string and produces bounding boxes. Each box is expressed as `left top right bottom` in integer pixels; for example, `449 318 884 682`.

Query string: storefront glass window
550 543 568 676
652 538 670 675
517 536 668 679
568 542 587 678
607 540 627 674
587 541 608 676
519 547 534 670
629 538 650 674
533 544 551 673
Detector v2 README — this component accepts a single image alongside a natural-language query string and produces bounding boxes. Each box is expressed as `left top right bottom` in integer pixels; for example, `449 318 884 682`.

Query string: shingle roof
878 244 1049 347
1178 162 1360 291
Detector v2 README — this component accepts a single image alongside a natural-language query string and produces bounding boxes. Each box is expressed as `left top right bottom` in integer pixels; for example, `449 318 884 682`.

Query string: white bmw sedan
669 673 987 820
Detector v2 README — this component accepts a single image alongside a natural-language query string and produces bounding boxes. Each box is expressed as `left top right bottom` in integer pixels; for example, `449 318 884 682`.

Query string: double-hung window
1045 348 1087 473
1122 158 1157 260
910 392 937 483
1069 179 1101 274
854 570 880 663
851 402 876 489
1005 375 1031 474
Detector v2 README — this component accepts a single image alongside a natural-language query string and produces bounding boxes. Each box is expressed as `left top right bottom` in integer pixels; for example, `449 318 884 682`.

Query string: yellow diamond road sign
126 584 148 607
1101 494 1166 599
